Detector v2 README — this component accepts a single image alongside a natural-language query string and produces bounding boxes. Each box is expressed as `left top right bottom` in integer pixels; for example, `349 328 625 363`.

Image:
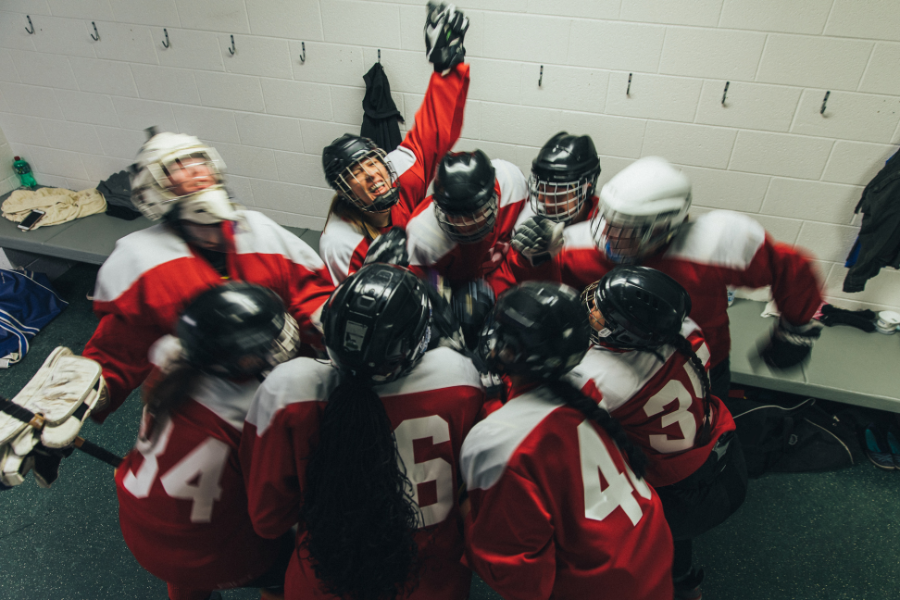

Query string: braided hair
299 377 421 600
142 360 203 419
545 379 649 479
669 334 712 446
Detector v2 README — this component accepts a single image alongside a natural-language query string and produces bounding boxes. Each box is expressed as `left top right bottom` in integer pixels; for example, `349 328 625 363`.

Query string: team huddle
0 3 827 600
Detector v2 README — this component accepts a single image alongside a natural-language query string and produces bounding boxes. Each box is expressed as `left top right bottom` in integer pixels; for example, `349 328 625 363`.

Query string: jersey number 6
394 416 454 528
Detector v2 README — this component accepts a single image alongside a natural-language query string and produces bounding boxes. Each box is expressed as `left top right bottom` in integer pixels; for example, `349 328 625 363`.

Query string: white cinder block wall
1 0 900 311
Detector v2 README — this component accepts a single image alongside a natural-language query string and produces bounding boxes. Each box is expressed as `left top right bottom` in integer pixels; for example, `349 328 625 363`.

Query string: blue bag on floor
0 268 67 368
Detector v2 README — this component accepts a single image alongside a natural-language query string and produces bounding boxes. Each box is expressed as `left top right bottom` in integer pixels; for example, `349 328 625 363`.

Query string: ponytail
142 360 204 419
670 334 712 446
300 378 420 600
545 379 648 479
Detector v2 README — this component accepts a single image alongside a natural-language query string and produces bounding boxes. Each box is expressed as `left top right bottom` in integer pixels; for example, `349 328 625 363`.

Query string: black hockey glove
511 216 565 267
423 277 466 351
424 2 468 73
819 304 876 332
759 318 823 371
364 227 409 268
451 280 495 352
31 443 74 489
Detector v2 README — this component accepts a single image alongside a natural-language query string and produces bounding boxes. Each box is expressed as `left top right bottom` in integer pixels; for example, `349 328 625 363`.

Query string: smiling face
166 156 217 196
344 156 393 209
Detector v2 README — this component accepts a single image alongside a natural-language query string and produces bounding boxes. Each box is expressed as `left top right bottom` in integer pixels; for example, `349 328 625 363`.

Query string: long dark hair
142 360 204 419
669 333 712 445
299 377 420 600
545 379 649 479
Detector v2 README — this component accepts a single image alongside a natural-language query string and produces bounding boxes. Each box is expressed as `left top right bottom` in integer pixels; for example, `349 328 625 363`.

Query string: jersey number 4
121 418 230 524
578 421 652 527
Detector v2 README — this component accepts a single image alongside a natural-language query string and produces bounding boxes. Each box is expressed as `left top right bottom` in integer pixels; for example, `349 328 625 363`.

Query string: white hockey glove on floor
759 318 823 371
511 216 565 267
425 2 468 73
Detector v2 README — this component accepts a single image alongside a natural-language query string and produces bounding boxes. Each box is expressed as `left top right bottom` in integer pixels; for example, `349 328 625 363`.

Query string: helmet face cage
580 282 615 346
334 147 399 213
528 173 596 224
264 313 300 374
590 201 687 264
132 142 226 221
433 192 498 244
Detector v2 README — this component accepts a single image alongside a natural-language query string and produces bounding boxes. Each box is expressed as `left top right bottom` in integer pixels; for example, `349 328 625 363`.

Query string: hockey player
82 132 334 423
241 264 484 600
528 131 601 225
569 267 748 600
509 156 824 400
460 282 674 600
405 150 531 293
319 2 470 284
115 283 299 600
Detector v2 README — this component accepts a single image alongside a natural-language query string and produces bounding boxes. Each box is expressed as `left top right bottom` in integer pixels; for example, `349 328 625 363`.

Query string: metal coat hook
722 81 730 105
228 35 235 55
538 65 544 87
378 49 381 63
161 28 169 48
627 73 632 96
25 15 35 34
299 41 306 64
90 21 100 41
820 90 830 115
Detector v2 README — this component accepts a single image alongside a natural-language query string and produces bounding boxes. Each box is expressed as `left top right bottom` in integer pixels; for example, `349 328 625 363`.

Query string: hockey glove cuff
760 318 823 371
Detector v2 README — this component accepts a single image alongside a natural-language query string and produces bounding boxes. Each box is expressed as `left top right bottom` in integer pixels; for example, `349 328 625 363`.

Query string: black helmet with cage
529 131 601 225
432 150 498 244
322 134 400 213
478 282 591 380
581 265 691 350
322 263 432 384
176 282 299 379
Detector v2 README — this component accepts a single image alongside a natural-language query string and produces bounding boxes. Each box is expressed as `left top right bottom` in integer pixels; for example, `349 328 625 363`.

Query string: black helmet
432 150 497 243
176 283 299 378
582 266 691 349
322 264 432 384
529 131 601 224
479 282 590 380
322 134 399 213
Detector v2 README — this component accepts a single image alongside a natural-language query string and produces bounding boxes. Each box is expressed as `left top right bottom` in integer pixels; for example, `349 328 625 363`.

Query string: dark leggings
709 357 731 405
655 431 748 577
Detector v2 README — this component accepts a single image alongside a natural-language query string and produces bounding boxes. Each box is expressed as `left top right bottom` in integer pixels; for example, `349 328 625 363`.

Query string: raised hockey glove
511 216 565 266
759 318 823 371
424 2 468 73
451 280 495 352
364 227 409 268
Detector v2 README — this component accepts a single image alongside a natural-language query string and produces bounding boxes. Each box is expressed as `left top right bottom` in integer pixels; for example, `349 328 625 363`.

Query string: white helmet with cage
130 132 237 224
590 156 691 263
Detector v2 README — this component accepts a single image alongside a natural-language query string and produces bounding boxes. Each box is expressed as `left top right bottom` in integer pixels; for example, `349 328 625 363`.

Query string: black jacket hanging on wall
843 151 900 292
360 62 404 153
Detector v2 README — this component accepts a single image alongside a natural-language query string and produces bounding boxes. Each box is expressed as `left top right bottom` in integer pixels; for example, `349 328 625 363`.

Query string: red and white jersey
241 347 485 600
460 385 674 600
115 352 282 591
319 63 471 284
83 210 334 422
505 210 823 367
406 159 531 292
568 319 737 488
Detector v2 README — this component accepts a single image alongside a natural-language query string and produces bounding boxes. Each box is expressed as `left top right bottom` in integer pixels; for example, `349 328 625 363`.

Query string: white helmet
130 132 237 224
590 156 691 263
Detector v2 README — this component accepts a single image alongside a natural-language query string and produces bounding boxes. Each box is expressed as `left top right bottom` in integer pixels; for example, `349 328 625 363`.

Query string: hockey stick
0 396 123 468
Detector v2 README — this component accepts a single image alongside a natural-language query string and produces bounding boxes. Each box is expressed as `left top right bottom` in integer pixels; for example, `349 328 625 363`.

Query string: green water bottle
13 156 37 188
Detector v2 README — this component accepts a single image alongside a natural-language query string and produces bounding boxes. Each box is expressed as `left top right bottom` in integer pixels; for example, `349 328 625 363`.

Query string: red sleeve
395 63 470 213
464 469 556 600
503 246 561 286
724 235 823 326
240 407 309 540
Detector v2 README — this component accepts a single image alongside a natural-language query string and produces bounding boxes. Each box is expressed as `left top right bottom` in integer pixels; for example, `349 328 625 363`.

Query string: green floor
1 264 898 600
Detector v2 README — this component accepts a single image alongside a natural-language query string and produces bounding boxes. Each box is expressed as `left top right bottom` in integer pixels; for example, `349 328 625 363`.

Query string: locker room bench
0 191 320 264
727 298 900 413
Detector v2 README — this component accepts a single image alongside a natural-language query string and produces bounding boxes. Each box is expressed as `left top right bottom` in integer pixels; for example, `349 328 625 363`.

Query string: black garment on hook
360 62 404 153
843 150 900 292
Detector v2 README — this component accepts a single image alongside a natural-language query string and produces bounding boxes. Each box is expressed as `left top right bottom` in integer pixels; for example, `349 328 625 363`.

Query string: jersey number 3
578 421 652 527
121 418 230 524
